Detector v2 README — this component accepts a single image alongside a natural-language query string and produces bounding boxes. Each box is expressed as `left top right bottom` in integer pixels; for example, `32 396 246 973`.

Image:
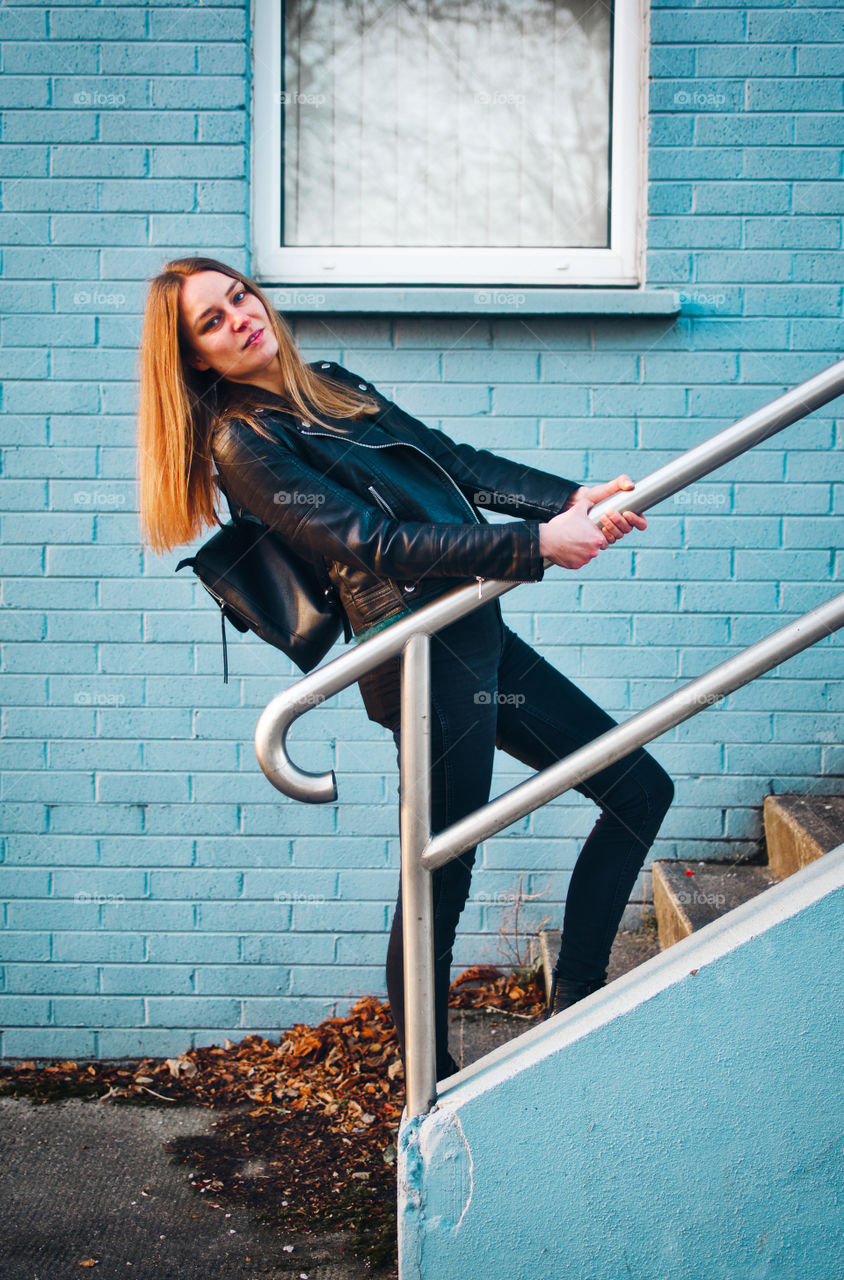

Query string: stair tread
765 794 844 857
654 859 777 933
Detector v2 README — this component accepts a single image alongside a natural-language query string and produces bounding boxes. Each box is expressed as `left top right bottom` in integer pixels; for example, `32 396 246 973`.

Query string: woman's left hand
563 475 647 545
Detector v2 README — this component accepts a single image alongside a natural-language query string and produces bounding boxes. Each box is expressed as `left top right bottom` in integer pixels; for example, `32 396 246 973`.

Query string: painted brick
649 148 742 181
194 179 246 211
742 286 843 317
796 44 844 77
647 114 695 147
96 41 195 76
149 79 245 111
148 144 244 177
0 934 51 963
743 148 840 180
648 184 694 215
96 179 196 213
0 9 46 39
746 10 843 43
650 10 746 42
4 0 844 1055
195 966 293 996
97 113 195 145
1 1029 97 1059
694 182 791 215
148 8 245 40
196 44 248 76
1 145 50 177
0 76 50 108
695 44 795 78
747 78 843 113
746 217 841 250
0 213 51 245
793 119 844 149
648 216 743 249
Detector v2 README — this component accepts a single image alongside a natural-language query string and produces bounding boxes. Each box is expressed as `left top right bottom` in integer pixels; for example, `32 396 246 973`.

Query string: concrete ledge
399 843 844 1280
764 793 844 881
265 286 682 316
433 840 844 1106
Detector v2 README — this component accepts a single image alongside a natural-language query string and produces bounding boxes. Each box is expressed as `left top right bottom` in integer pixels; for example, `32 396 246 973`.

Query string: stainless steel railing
254 358 844 1119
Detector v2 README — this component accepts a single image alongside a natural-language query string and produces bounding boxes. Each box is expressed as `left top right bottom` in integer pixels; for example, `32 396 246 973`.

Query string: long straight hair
136 256 380 553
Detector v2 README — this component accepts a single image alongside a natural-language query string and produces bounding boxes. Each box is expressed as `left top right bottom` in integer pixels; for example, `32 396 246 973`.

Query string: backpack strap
175 478 240 684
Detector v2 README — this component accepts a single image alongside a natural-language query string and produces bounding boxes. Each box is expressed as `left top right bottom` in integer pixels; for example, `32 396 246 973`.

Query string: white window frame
251 0 645 287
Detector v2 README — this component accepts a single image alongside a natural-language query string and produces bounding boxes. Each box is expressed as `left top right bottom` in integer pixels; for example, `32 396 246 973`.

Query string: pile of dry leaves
0 965 545 1272
449 963 547 1017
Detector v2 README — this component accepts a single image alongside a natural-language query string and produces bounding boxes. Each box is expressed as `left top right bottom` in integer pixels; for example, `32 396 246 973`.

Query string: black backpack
175 486 351 682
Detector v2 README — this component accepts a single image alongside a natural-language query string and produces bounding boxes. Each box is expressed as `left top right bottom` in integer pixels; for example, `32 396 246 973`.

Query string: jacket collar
244 364 404 446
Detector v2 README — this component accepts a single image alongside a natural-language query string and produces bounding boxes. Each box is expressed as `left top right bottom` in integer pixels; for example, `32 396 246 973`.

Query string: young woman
137 256 674 1081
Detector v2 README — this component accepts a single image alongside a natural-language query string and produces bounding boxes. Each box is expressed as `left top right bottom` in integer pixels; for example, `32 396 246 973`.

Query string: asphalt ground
0 925 660 1279
0 1094 358 1280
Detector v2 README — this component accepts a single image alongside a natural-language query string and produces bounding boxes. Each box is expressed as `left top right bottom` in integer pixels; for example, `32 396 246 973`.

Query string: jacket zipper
301 427 486 597
299 426 481 524
367 483 399 520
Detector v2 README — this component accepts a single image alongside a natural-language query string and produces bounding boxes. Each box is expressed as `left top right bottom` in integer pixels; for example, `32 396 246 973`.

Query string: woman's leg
493 626 675 988
384 606 504 1079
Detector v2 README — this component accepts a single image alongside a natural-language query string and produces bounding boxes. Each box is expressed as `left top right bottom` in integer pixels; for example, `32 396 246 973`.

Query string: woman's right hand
538 491 609 569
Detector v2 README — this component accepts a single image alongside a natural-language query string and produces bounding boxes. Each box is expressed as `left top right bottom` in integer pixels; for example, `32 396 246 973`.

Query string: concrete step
538 919 661 1002
541 794 844 968
652 860 777 949
763 794 844 881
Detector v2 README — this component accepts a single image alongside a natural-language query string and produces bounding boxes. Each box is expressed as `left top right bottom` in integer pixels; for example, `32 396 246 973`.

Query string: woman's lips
243 328 263 349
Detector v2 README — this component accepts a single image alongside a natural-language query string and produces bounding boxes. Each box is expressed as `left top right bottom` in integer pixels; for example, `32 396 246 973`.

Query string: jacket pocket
348 579 411 634
368 484 399 520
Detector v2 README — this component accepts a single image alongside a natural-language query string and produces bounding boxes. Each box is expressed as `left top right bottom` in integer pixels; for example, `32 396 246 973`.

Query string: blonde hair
136 256 380 553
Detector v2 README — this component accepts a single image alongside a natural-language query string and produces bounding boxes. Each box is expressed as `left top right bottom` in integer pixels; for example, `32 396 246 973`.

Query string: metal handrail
422 591 844 872
402 589 844 1116
255 358 844 802
251 358 844 1120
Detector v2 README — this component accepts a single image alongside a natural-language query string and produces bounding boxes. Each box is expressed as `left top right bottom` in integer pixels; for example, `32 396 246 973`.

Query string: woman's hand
540 475 647 569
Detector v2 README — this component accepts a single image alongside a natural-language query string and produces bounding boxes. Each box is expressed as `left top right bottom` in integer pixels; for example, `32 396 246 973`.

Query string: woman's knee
598 749 674 822
648 752 671 814
638 752 675 818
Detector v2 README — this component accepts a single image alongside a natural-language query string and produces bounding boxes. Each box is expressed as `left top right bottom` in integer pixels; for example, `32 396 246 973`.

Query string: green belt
351 607 412 645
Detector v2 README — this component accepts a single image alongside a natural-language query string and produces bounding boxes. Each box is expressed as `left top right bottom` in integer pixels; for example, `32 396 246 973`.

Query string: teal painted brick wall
0 0 842 1057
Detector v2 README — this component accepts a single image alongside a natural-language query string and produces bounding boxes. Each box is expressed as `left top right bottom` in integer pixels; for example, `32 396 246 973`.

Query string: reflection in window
282 0 611 249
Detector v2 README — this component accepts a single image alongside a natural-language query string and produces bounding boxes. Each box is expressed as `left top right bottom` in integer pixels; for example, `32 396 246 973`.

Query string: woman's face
179 270 280 388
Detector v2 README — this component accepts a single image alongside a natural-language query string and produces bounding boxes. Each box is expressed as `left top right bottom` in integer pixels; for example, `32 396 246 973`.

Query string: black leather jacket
211 361 580 724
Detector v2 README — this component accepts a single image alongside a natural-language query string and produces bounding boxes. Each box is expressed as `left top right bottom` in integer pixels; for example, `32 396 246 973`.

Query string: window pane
281 0 611 249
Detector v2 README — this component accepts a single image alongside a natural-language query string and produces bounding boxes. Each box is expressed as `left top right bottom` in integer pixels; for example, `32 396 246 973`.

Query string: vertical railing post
400 631 437 1119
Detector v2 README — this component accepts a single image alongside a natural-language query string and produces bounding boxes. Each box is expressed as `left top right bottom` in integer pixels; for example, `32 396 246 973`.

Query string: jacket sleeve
212 416 549 584
334 366 582 519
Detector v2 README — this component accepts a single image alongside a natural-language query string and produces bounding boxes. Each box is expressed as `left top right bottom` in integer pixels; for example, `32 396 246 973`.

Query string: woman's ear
184 349 210 372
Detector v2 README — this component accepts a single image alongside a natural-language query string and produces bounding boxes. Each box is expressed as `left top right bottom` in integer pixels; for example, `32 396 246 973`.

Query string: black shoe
438 1051 460 1080
543 973 606 1021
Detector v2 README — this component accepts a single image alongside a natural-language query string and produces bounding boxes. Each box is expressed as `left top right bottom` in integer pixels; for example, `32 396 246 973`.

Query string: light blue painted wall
398 850 844 1280
0 0 842 1056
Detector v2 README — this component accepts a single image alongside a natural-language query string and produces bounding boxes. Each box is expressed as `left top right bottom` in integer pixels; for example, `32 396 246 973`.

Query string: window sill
264 287 681 317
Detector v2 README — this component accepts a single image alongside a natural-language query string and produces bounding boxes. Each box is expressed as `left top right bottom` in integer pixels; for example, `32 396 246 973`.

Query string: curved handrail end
254 690 338 803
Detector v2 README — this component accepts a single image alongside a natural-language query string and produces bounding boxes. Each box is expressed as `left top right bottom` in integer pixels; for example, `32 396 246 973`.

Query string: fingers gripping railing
253 359 844 1121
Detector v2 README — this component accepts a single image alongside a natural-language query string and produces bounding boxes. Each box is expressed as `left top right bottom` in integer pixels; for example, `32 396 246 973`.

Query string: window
252 1 644 286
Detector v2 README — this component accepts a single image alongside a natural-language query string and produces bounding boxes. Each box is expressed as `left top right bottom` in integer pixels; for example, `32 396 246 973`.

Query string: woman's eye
200 290 247 332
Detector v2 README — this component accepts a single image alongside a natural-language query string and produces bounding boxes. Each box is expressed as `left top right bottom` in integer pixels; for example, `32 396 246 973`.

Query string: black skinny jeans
380 599 675 1080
